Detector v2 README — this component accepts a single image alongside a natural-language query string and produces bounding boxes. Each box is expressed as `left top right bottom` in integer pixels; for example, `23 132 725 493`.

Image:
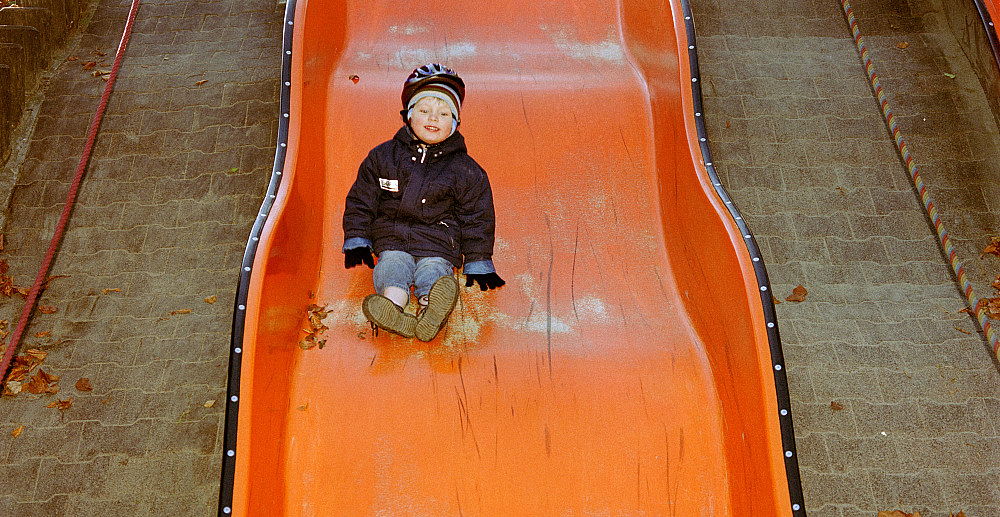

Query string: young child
342 63 505 341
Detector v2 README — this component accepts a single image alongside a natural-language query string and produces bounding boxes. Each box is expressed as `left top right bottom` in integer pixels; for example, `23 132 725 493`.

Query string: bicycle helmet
401 63 465 124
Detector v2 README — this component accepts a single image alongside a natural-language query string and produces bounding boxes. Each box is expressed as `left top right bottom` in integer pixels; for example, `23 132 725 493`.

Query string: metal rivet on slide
235 347 242 354
780 409 788 416
760 286 767 291
775 364 782 371
231 395 238 402
228 450 235 457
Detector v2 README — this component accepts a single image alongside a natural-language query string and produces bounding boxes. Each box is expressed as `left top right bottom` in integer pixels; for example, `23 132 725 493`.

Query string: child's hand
344 247 375 269
465 273 505 291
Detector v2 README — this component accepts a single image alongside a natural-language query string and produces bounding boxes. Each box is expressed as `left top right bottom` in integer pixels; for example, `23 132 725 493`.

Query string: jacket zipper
418 145 427 164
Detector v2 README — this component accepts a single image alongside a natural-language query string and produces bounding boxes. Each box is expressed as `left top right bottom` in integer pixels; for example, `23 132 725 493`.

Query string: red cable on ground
0 0 141 380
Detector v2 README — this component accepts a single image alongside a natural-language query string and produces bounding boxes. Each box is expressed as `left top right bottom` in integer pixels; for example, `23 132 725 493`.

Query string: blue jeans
373 251 454 304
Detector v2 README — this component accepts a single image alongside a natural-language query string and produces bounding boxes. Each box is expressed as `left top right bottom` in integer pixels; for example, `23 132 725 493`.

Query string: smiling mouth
424 125 439 132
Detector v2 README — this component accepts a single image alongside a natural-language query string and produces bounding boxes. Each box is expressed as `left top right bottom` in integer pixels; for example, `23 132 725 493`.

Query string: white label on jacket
378 178 399 192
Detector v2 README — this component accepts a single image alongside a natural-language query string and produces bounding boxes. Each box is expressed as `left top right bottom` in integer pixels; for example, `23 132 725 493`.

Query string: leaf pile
2 349 55 396
298 304 330 350
982 239 1000 320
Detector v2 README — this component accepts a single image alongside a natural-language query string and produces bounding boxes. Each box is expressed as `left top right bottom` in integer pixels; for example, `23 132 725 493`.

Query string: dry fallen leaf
24 375 48 394
81 60 96 70
11 425 23 438
102 288 121 295
25 369 59 394
25 349 47 362
170 309 192 316
296 403 308 411
203 400 215 408
993 275 1000 291
349 74 360 84
68 56 78 62
896 41 910 49
75 378 92 392
34 331 51 338
985 297 1000 319
985 237 1000 258
786 285 808 303
38 306 58 314
3 381 21 396
46 397 73 411
830 401 844 411
0 275 13 297
37 368 58 385
205 295 217 304
195 79 208 86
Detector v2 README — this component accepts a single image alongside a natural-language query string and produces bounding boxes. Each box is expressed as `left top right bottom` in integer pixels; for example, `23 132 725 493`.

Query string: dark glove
344 247 375 269
465 272 505 291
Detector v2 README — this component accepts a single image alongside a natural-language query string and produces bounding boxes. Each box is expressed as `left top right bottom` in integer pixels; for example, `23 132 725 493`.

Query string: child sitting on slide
342 63 505 341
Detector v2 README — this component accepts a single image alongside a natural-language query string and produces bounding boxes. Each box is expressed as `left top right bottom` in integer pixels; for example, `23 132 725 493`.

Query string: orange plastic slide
218 0 805 514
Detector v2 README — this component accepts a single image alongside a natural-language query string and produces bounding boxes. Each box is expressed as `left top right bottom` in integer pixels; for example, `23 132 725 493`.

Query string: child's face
409 97 454 145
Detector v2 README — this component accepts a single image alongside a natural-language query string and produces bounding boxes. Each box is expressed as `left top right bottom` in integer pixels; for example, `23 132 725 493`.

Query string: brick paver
0 0 280 514
4 0 1000 514
693 0 1000 515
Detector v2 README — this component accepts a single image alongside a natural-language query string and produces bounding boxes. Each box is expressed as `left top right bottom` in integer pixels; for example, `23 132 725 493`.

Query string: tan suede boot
415 276 459 342
362 294 417 338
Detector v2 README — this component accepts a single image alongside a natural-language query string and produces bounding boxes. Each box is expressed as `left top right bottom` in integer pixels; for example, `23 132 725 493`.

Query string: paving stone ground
0 0 281 514
3 0 1000 514
693 0 1000 515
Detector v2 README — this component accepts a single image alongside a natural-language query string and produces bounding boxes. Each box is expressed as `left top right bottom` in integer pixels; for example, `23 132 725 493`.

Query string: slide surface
221 0 804 514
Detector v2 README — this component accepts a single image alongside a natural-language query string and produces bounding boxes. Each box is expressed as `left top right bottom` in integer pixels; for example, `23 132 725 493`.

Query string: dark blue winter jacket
342 126 496 273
